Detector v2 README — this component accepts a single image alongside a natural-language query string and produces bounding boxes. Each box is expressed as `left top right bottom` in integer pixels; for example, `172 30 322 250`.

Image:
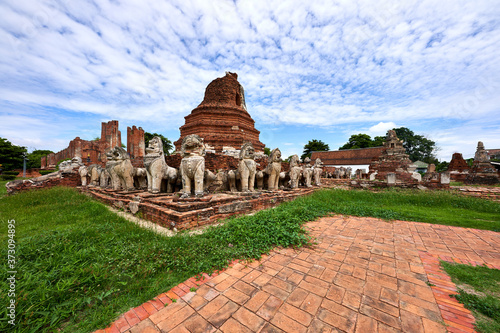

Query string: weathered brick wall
448 153 470 172
165 153 289 172
127 126 145 160
42 120 122 169
6 170 81 194
312 147 385 166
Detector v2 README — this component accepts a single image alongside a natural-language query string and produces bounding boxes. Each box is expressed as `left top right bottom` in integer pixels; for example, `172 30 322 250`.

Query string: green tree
301 139 329 160
339 134 385 150
144 132 173 155
0 138 27 171
372 136 385 147
263 147 271 156
27 149 54 169
436 161 449 172
393 127 437 163
339 134 375 150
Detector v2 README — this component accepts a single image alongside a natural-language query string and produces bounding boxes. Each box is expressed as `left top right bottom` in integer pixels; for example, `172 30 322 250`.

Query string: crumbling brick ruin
127 125 145 167
466 141 500 185
174 72 265 153
41 121 146 169
368 130 416 183
41 121 122 169
447 153 470 182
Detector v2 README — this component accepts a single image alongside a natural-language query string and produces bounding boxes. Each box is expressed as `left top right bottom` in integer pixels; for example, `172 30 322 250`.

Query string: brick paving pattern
96 216 500 333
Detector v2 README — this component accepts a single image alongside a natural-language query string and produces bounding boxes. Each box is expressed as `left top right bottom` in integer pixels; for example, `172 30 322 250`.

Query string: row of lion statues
78 134 325 197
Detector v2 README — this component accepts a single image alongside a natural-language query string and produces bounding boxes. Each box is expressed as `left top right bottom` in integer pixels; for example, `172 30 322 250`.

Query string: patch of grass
0 179 8 196
442 262 500 333
0 187 499 332
0 187 313 332
310 188 500 231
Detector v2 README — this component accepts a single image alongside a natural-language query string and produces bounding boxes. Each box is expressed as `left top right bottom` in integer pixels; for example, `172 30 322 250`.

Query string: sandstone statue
59 156 84 173
179 134 206 198
238 142 257 192
100 168 110 188
302 157 313 188
265 148 282 191
312 158 323 186
346 167 352 179
105 146 135 191
256 170 264 190
144 136 177 193
133 167 148 189
78 165 88 186
227 170 238 192
289 155 302 189
87 164 102 187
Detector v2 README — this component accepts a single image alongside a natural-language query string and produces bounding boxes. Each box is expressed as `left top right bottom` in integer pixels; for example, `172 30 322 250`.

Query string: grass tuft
442 262 500 333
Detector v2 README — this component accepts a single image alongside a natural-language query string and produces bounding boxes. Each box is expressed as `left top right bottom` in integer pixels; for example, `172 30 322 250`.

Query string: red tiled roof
311 147 385 165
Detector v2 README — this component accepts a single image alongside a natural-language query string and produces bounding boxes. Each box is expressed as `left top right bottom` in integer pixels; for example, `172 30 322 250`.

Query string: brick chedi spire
174 72 265 153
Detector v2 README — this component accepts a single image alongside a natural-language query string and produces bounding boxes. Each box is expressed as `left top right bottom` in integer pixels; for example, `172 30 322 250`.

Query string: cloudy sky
1 0 499 161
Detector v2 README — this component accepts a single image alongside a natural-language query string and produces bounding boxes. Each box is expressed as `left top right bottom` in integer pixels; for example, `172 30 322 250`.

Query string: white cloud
368 122 397 136
0 0 499 155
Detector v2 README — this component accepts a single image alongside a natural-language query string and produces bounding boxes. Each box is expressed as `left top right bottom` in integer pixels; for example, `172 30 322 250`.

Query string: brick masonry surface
94 216 500 333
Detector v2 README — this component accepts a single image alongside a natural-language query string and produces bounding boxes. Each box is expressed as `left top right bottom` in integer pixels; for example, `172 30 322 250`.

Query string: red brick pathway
96 216 500 333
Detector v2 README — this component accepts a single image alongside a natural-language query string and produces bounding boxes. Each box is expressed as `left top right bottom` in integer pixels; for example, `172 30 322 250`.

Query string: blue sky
1 0 500 161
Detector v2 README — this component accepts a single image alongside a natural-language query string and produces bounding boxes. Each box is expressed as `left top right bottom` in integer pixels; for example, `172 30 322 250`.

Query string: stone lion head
146 136 164 156
268 148 282 163
108 146 129 161
289 155 300 167
181 134 205 157
239 142 255 160
314 158 323 167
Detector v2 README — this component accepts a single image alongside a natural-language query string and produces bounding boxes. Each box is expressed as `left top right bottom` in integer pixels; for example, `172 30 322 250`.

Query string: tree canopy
393 127 437 163
339 134 385 150
301 139 329 160
144 132 173 155
0 137 27 171
338 127 438 164
27 149 54 169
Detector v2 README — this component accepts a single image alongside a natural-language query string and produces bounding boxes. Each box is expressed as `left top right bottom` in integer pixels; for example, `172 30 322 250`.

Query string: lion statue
238 142 257 192
312 158 323 186
289 155 302 189
265 148 282 191
179 134 206 198
105 146 135 191
87 164 102 187
302 157 313 187
144 136 177 193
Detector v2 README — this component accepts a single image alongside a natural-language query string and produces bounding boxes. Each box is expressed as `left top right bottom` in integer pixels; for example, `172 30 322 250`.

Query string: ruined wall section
127 126 145 167
42 120 122 169
165 153 289 173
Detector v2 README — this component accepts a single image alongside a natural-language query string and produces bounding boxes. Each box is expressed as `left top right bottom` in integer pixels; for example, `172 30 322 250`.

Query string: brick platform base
82 187 316 231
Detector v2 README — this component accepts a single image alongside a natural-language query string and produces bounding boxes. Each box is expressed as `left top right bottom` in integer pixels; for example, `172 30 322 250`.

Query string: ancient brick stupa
466 141 500 184
174 72 265 153
368 130 415 182
447 152 470 182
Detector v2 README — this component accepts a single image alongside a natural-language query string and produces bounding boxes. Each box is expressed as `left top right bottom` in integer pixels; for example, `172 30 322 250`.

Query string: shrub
0 174 16 180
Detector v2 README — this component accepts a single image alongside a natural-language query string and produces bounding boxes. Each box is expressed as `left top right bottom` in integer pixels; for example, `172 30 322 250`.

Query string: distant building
412 161 429 173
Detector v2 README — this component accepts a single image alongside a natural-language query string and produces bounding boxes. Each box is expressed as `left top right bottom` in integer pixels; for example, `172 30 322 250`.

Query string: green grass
0 187 499 332
0 179 8 196
309 188 500 231
442 262 500 333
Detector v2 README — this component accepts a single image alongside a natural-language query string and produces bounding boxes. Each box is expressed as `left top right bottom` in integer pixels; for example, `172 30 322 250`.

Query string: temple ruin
174 72 265 153
41 121 145 169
